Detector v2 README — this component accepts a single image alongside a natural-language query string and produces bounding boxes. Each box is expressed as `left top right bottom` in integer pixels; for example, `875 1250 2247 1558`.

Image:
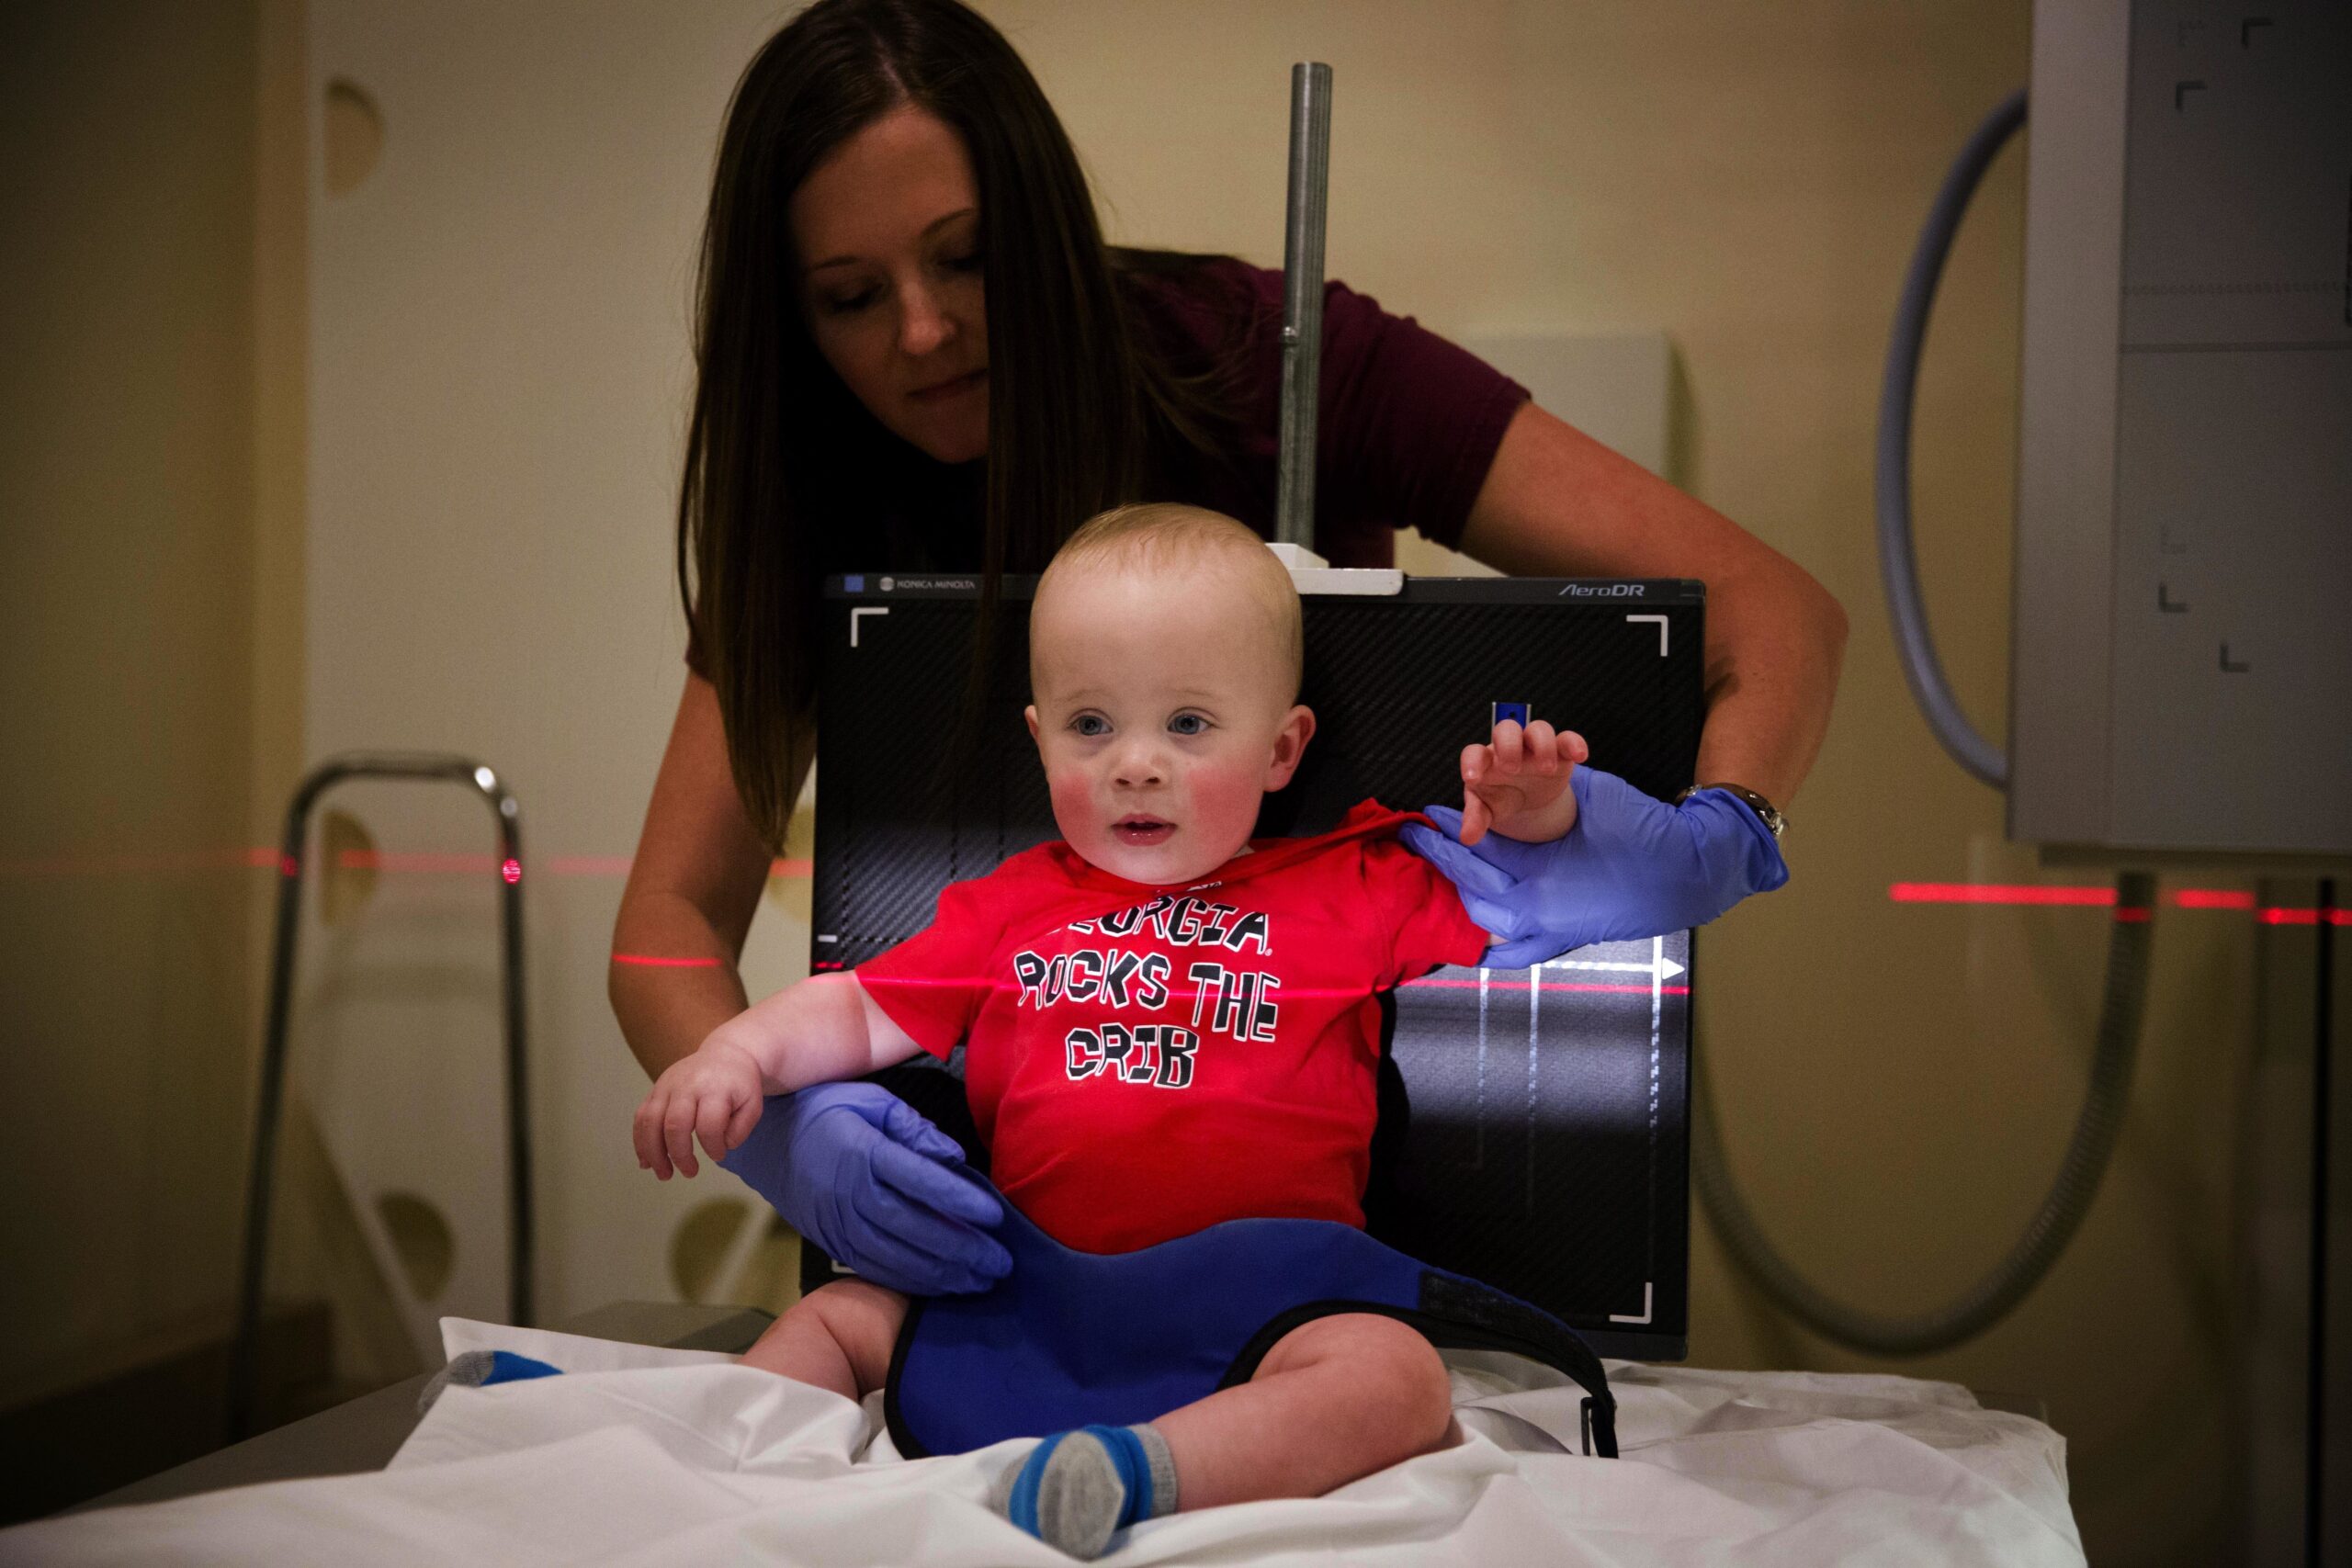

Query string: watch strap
1677 783 1786 839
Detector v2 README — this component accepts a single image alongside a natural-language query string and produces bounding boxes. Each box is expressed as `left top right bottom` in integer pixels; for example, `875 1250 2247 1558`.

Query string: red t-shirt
855 801 1490 1254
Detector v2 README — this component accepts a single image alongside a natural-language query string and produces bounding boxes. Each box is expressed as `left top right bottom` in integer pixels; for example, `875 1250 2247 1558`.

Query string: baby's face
1026 558 1312 886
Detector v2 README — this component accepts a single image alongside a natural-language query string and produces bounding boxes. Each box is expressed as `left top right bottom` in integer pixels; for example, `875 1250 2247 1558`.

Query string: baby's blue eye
1168 713 1209 737
1071 714 1109 737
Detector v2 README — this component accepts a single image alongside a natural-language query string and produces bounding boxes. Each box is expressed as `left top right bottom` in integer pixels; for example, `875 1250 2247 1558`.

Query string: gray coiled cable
1874 89 2025 791
1694 873 2153 1355
1692 89 2160 1355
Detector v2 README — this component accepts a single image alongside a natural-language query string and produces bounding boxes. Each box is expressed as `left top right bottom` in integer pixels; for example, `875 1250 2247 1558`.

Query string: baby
634 502 1585 1556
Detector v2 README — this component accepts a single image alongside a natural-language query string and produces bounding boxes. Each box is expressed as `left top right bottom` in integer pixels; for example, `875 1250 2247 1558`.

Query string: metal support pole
227 753 532 1440
2238 875 2347 1565
1274 61 1332 549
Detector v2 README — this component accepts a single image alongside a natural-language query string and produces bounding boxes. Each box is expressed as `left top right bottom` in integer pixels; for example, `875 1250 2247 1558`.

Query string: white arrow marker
1542 955 1686 980
1627 613 1668 656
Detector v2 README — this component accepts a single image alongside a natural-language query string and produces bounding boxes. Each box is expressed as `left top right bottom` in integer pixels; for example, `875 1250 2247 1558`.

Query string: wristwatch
1675 783 1786 840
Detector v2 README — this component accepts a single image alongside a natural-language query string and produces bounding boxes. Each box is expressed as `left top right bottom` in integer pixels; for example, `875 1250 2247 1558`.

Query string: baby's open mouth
1112 816 1174 845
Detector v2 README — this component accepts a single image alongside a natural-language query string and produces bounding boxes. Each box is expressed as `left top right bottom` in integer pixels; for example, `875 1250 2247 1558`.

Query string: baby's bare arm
707 972 922 1092
633 974 922 1179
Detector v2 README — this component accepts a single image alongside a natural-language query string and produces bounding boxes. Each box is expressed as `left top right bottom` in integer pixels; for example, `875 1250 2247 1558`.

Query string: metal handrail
227 752 532 1439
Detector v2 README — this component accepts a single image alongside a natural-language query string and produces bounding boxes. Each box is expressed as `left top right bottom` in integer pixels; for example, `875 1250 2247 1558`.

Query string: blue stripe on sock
1078 1425 1155 1529
483 1351 561 1385
1006 1430 1070 1539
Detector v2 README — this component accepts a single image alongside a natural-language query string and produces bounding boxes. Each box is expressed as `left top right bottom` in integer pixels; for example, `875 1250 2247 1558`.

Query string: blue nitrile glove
718 1080 1011 1295
1399 766 1791 967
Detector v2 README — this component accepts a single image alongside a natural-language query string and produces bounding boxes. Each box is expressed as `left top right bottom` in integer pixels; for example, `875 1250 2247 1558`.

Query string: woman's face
790 105 989 465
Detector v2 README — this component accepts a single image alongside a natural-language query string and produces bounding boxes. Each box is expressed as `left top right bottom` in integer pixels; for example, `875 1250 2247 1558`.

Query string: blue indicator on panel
844 574 865 593
1491 701 1531 728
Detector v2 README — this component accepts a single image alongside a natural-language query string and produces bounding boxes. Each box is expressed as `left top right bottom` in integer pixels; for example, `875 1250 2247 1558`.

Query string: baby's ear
1024 705 1041 744
1262 704 1317 792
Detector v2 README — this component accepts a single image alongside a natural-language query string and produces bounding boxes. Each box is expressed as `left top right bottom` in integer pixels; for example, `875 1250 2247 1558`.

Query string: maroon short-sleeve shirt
1138 256 1529 565
685 258 1527 673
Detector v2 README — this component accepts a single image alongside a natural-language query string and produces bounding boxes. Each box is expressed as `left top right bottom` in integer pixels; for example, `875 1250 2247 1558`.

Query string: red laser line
3 848 2315 935
1890 882 2116 906
335 851 499 874
1892 883 2286 918
0 848 822 880
548 854 634 876
852 974 1689 999
612 953 723 968
0 848 284 876
1405 976 1691 995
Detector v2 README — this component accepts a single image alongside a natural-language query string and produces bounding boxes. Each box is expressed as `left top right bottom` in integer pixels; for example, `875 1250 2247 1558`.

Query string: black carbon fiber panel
809 577 1699 1352
1383 934 1690 1343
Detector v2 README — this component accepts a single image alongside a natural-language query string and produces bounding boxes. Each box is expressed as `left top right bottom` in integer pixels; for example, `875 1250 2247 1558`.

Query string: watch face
1737 793 1786 838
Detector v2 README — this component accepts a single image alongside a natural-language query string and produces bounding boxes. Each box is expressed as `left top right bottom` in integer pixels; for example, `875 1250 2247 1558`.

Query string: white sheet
7 1317 2084 1565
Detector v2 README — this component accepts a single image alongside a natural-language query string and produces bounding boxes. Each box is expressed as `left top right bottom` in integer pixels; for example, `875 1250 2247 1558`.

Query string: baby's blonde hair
1036 503 1305 696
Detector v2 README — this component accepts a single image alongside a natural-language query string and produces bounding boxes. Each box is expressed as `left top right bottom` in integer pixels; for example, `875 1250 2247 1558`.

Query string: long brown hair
678 0 1234 846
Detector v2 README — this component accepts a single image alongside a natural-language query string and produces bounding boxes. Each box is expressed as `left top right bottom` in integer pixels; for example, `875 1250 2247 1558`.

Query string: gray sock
415 1349 502 1415
414 1348 562 1414
988 1423 1178 1559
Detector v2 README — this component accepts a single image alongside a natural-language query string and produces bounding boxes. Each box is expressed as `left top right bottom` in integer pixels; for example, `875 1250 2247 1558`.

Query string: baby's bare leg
738 1279 906 1403
987 1314 1454 1557
1152 1312 1455 1510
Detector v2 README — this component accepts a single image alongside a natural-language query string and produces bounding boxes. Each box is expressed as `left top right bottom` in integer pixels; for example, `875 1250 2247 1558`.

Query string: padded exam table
72 1303 773 1515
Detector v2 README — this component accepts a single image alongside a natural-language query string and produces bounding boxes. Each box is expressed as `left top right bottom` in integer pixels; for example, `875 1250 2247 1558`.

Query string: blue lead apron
883 1191 1619 1461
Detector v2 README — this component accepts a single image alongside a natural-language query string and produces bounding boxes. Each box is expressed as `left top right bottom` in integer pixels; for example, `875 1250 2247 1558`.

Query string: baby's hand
1456 719 1589 847
634 1039 767 1179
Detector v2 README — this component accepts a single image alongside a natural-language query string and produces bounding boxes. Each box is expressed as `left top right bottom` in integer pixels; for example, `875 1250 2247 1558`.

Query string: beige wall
0 0 362 1416
1 3 2258 1562
0 1 262 1393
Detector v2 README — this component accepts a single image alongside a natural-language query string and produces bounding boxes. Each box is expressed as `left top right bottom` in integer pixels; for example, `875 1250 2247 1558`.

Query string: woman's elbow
1809 572 1850 668
1764 554 1848 669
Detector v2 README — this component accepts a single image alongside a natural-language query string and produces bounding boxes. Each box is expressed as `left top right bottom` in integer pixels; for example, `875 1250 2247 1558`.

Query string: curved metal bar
228 752 531 1440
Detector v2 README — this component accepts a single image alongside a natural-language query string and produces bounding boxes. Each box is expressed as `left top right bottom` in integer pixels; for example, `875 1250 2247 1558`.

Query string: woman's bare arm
1456 402 1848 807
609 672 809 1079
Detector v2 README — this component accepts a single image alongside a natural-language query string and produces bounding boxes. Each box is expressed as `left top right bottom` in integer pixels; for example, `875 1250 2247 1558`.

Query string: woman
612 0 1845 1293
